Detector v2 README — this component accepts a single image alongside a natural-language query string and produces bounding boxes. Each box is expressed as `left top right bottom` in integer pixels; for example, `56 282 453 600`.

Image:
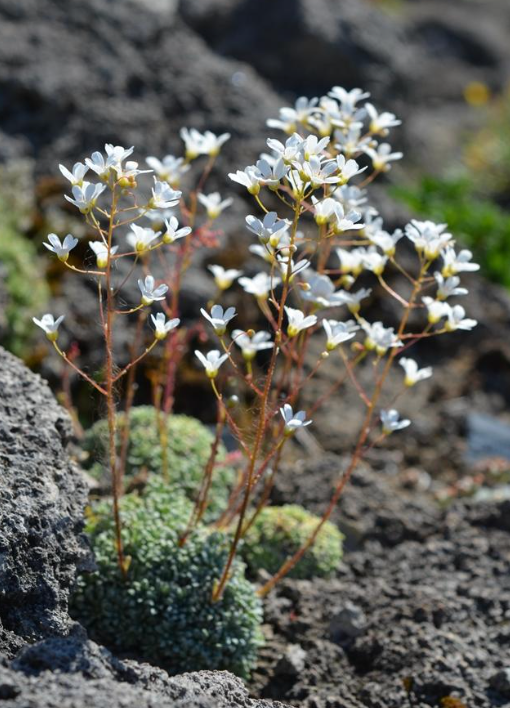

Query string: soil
242 276 510 708
249 459 510 708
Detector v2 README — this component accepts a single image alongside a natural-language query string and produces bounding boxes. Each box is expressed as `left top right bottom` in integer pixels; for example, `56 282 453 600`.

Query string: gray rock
330 602 367 642
275 644 307 677
467 412 510 463
489 668 510 698
0 346 91 655
0 634 288 708
0 0 281 172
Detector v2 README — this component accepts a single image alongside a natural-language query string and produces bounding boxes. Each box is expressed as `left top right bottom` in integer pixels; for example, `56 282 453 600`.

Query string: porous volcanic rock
0 628 287 708
0 0 281 172
253 457 510 708
0 346 90 657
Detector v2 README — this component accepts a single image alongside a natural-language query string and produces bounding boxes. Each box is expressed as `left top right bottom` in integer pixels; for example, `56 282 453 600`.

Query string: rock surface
1 0 509 173
0 0 281 172
0 346 90 656
0 347 288 708
0 630 286 708
253 461 510 708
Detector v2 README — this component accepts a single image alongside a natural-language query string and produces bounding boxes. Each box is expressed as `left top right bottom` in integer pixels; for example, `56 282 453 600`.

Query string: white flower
256 157 289 189
199 130 231 156
399 357 433 387
339 288 372 313
405 220 453 259
138 275 168 305
311 196 337 225
336 247 365 277
249 244 274 263
334 154 366 184
280 404 312 435
232 329 273 360
368 228 403 257
89 241 119 268
434 273 468 300
365 103 401 136
65 182 106 213
441 247 480 277
145 155 190 187
33 313 65 341
334 185 368 212
301 156 340 189
163 216 191 244
302 134 330 160
127 224 160 253
84 152 111 179
200 304 237 335
301 272 347 308
267 133 304 163
43 233 78 263
330 202 364 234
445 305 477 332
246 211 290 246
362 320 402 355
284 306 317 337
59 162 88 186
361 210 384 239
180 128 230 159
114 160 152 183
239 272 281 298
150 179 181 209
328 86 370 111
105 143 135 166
277 255 311 280
422 296 450 324
195 349 229 378
323 319 358 351
208 265 243 290
363 143 403 172
144 208 176 228
197 192 233 220
267 98 318 133
151 313 180 340
287 169 306 198
380 409 411 434
335 125 371 158
361 247 388 276
85 144 134 179
228 165 263 195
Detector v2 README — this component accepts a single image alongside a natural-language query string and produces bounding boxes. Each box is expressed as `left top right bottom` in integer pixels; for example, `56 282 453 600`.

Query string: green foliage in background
393 176 510 288
243 504 344 579
72 491 264 678
393 89 510 289
464 91 510 195
0 197 49 356
82 406 235 518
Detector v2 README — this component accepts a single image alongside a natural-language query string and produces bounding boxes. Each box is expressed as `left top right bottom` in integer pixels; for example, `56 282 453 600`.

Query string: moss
0 199 49 356
72 491 263 678
243 504 344 579
82 406 235 518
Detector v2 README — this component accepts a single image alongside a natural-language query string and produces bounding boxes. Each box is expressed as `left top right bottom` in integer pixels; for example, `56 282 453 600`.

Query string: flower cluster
35 87 479 600
34 130 233 576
